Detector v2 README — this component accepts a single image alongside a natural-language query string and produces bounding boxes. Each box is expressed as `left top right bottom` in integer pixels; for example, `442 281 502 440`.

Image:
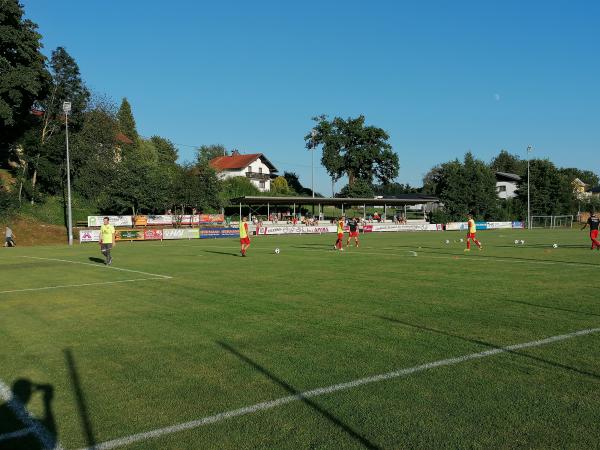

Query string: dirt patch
0 216 75 247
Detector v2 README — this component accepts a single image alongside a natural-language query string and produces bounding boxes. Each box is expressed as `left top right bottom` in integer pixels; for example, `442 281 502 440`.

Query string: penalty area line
18 256 172 279
79 327 600 450
0 277 169 295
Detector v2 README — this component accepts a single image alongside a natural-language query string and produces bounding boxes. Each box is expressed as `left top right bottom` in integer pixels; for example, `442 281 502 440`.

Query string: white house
209 152 278 192
495 172 521 199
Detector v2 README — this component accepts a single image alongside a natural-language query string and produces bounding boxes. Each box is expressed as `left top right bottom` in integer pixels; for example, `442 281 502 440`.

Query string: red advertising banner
144 229 163 240
198 214 225 224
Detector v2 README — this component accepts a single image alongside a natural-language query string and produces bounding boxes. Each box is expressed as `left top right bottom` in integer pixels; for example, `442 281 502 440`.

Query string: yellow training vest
239 221 248 238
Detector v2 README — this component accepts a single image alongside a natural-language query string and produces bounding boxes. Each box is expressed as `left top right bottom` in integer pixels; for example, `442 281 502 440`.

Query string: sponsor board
445 221 513 231
486 221 512 229
88 216 132 227
116 229 144 241
200 227 238 239
162 228 199 240
144 229 163 240
512 221 525 229
79 229 100 242
147 215 199 226
199 214 225 224
257 226 336 235
363 224 441 232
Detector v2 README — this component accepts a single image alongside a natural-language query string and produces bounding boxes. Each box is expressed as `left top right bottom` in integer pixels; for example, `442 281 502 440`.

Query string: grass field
1 229 599 450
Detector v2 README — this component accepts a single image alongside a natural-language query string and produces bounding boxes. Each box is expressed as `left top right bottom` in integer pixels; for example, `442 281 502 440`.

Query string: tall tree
197 144 227 166
306 115 399 187
559 167 599 187
150 136 178 165
283 171 313 196
0 0 50 150
116 98 138 142
29 46 90 201
490 150 526 175
517 159 573 215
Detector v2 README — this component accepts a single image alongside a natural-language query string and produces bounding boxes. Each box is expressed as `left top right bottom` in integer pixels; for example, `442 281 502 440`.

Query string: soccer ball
514 239 519 244
520 240 525 245
552 243 558 248
459 238 464 242
274 248 280 254
445 240 450 244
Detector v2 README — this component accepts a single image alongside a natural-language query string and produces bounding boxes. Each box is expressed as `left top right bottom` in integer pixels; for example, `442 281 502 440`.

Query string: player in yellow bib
239 216 250 256
464 213 482 251
334 217 345 251
99 217 116 264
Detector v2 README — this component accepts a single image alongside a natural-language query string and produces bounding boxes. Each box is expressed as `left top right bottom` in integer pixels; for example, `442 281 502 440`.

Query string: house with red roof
209 151 278 192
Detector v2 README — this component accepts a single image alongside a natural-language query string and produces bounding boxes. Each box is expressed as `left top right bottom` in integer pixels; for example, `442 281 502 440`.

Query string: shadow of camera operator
0 378 58 450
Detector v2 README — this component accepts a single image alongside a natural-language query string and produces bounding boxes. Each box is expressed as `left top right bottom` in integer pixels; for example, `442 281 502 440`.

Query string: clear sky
22 0 600 194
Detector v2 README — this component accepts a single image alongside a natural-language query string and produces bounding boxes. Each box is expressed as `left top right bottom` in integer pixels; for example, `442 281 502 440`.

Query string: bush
0 189 18 219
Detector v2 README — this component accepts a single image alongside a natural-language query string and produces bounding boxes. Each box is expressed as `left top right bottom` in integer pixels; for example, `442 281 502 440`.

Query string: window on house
260 181 266 190
259 167 263 174
248 166 253 173
497 185 507 192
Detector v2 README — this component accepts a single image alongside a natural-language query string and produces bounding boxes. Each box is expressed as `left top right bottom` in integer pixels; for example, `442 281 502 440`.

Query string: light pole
310 128 317 199
63 101 73 246
527 145 532 230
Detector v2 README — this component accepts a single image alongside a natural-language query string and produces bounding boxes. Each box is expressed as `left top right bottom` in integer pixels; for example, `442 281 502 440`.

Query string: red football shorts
240 237 250 245
591 230 599 240
467 233 476 239
337 233 343 239
349 232 359 238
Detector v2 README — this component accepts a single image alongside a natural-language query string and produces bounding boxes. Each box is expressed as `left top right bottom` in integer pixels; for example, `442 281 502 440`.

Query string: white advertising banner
162 228 199 239
445 222 468 231
486 221 512 229
257 226 336 235
79 229 100 242
366 224 441 232
147 215 200 225
87 216 132 227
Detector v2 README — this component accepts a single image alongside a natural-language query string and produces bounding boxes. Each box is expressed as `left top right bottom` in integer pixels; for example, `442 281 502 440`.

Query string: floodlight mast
527 145 532 230
310 128 317 199
63 101 73 246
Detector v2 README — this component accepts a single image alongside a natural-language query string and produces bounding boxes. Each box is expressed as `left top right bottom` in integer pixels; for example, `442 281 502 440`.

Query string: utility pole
527 145 532 230
63 101 73 246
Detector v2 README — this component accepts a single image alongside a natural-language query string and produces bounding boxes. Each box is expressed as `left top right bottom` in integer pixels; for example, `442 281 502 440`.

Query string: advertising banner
134 216 148 226
198 214 225 224
257 226 336 235
485 222 512 229
144 229 163 240
200 227 238 239
116 229 144 241
364 223 441 232
162 228 199 240
512 221 525 229
79 229 100 242
88 216 132 227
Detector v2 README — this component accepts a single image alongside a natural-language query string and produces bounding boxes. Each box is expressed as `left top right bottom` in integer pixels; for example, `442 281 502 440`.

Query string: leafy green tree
220 176 259 203
283 171 313 196
517 159 572 215
197 144 227 166
173 164 223 213
490 150 526 175
150 136 178 165
423 153 497 220
373 182 421 196
559 167 599 187
270 176 291 195
116 97 138 142
338 179 374 198
306 115 399 186
0 0 50 149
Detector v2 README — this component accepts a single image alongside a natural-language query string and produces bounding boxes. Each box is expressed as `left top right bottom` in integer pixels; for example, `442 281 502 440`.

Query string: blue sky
23 0 600 194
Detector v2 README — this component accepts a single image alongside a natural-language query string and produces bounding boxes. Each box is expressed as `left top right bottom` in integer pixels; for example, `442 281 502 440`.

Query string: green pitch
1 229 599 450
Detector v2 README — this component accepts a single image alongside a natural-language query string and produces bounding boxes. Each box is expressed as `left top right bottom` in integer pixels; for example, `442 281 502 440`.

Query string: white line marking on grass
0 277 169 295
19 256 172 279
80 327 600 450
0 379 63 449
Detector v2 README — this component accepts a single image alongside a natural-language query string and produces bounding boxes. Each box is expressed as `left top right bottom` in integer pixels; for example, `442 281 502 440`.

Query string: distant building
495 172 521 199
588 186 600 197
572 178 591 199
209 152 278 192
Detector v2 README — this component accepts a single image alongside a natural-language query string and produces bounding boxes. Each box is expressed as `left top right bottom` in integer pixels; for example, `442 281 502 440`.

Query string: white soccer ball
520 240 525 245
459 238 464 242
552 243 558 248
514 239 519 244
445 240 450 244
274 248 280 254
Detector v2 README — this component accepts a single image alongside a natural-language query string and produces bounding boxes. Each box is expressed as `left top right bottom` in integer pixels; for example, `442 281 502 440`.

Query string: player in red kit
464 213 482 251
581 212 600 250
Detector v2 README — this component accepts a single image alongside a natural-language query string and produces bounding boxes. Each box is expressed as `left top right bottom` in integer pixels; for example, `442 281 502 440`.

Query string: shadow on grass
88 257 105 264
216 341 381 450
64 349 96 448
0 378 58 450
501 299 600 319
376 316 600 381
200 250 240 257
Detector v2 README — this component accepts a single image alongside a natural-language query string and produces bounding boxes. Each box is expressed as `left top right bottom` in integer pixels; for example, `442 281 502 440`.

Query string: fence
530 215 573 228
